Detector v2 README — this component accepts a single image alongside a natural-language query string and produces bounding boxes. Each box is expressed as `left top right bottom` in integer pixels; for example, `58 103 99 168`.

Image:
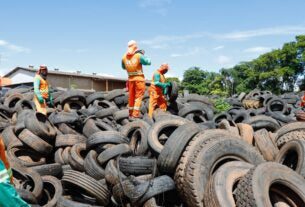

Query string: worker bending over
33 65 53 115
122 40 151 120
0 137 29 206
148 63 171 118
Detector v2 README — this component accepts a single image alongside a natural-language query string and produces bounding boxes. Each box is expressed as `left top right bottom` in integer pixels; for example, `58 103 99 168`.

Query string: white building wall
9 70 35 84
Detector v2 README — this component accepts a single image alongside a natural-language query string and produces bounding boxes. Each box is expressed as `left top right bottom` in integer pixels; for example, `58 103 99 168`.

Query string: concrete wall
6 69 126 91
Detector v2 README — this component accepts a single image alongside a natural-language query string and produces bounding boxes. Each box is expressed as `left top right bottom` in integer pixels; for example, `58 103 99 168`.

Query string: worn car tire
158 122 201 174
275 140 305 177
204 161 253 207
235 162 305 207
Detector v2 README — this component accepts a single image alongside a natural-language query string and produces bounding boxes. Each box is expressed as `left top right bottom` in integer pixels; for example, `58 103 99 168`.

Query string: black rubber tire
62 147 72 165
7 146 46 167
12 165 44 201
60 90 86 105
147 118 188 154
18 128 53 155
16 189 38 204
48 111 80 125
97 144 131 166
235 162 305 207
275 140 305 178
113 94 128 106
95 106 119 118
4 93 24 108
253 128 279 161
55 134 86 147
276 129 305 148
54 148 65 165
118 156 155 175
157 122 201 174
86 131 128 150
204 161 253 207
275 122 305 147
113 175 175 206
84 150 105 180
184 94 212 106
30 163 63 177
14 109 34 135
86 92 106 105
246 115 280 132
168 81 179 103
104 89 125 101
41 175 63 207
25 112 56 142
183 137 264 207
266 97 287 113
83 119 115 137
57 123 81 135
14 99 36 112
1 125 20 148
213 112 232 125
113 109 129 122
105 159 127 187
68 143 87 172
174 130 228 200
62 170 110 205
178 104 206 118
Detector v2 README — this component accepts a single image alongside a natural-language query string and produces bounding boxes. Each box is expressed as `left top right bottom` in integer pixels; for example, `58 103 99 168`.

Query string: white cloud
138 0 172 15
139 0 171 8
0 40 8 46
216 55 232 65
213 45 224 51
244 46 272 53
150 44 169 49
170 47 200 58
140 25 305 49
0 39 30 53
139 33 207 48
220 26 305 40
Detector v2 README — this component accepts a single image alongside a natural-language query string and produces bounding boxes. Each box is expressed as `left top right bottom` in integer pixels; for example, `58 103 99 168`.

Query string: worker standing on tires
0 137 29 207
148 63 171 118
122 40 151 120
33 65 53 115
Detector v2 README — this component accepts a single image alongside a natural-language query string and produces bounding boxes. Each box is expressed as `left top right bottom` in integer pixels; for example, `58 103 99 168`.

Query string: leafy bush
212 98 231 113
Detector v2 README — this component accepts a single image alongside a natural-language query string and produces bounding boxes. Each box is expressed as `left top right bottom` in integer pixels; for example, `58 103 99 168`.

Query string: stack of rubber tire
1 85 305 206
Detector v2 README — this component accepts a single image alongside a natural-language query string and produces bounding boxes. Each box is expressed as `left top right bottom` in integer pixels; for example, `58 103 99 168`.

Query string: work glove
49 98 54 107
163 87 169 95
135 49 145 55
37 95 44 104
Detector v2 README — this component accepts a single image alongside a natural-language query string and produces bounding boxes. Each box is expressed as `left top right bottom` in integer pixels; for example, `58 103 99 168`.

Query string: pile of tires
0 86 305 206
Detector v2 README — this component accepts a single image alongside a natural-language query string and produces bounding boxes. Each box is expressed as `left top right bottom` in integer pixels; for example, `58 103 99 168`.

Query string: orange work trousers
148 88 167 118
128 80 145 118
33 95 47 115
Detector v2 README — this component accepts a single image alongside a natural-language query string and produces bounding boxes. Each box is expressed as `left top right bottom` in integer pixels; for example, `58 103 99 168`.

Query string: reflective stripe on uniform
0 169 9 183
128 71 143 76
133 106 140 110
7 168 12 178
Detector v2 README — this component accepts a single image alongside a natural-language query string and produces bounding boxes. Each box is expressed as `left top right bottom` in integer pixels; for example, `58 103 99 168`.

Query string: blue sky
1 0 305 80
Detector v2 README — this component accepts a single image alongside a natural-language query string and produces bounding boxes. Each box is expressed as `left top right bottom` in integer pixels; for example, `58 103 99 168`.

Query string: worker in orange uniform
33 65 53 115
122 40 151 120
0 137 29 206
148 63 171 118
